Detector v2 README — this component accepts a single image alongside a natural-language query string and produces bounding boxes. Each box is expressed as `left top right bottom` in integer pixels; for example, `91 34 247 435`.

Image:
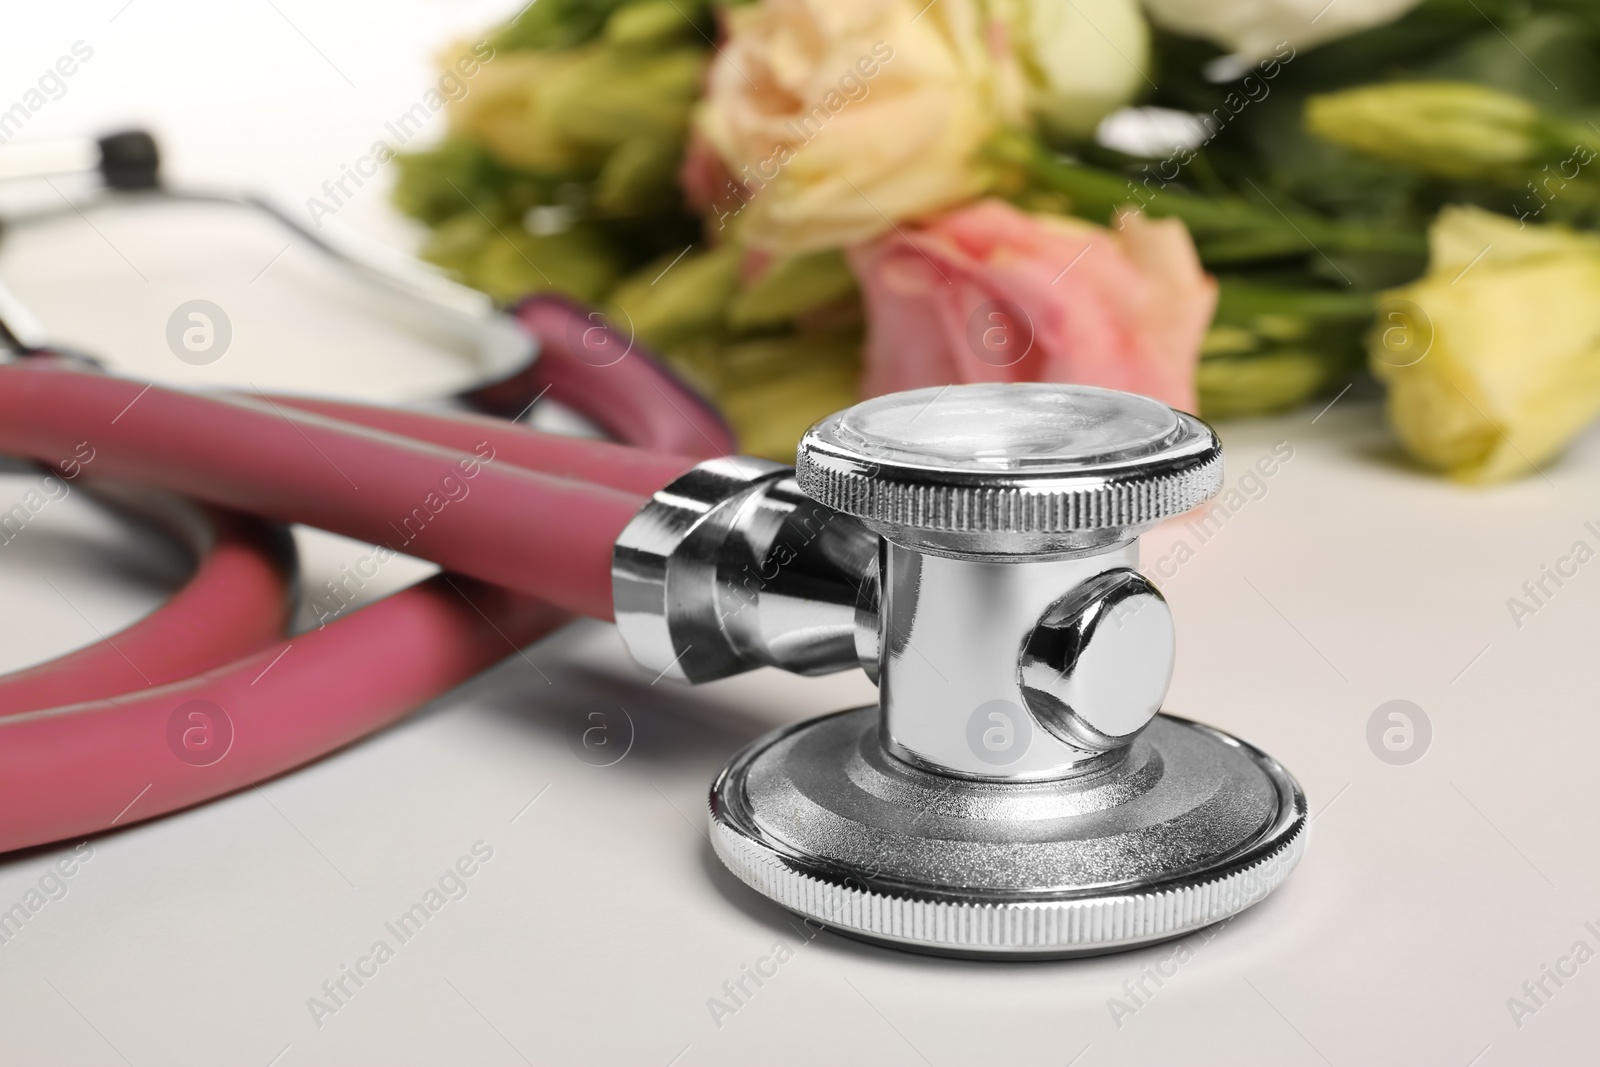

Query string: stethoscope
0 131 1307 959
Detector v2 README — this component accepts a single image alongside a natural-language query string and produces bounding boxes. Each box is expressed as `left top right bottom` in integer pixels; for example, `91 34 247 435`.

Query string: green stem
995 133 1426 262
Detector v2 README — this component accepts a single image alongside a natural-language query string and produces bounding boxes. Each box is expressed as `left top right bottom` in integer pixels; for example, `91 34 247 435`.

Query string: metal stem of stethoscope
0 276 46 355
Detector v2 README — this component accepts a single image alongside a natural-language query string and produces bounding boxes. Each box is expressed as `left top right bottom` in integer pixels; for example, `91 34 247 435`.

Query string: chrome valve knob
1019 567 1175 753
796 382 1219 779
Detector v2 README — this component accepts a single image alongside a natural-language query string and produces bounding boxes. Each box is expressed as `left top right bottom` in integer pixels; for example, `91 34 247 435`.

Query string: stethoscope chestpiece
618 383 1307 959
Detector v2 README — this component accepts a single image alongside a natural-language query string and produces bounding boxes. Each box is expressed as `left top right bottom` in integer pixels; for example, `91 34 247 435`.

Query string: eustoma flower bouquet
395 0 1600 481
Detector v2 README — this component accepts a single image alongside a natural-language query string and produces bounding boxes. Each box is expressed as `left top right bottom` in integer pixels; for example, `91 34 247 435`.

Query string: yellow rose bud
1306 82 1543 181
1370 205 1600 482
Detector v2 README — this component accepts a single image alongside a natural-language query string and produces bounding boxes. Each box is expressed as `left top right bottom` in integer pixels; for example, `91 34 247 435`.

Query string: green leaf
726 250 860 331
606 244 743 349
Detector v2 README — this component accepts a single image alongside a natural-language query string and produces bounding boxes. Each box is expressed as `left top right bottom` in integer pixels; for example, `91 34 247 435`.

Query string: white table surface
3 4 1599 1065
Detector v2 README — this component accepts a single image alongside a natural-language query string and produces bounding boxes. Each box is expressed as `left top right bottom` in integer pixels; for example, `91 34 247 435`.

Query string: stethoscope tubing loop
0 298 732 853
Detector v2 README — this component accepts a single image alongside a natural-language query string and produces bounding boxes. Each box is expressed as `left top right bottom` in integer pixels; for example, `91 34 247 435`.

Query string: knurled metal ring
709 711 1307 958
795 384 1222 552
796 446 1221 536
711 815 1305 957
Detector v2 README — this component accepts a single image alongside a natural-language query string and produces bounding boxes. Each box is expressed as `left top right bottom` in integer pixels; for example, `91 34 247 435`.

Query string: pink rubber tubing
0 301 733 852
0 507 297 715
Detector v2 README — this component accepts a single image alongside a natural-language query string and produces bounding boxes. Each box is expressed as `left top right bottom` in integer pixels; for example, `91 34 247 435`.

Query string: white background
2 3 1599 1065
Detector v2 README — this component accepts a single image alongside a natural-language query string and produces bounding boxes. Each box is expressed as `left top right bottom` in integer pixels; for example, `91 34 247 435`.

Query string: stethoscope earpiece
95 129 161 191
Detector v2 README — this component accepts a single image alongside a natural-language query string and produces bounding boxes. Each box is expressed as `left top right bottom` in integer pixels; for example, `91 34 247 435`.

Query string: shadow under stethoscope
458 619 782 776
352 610 1313 976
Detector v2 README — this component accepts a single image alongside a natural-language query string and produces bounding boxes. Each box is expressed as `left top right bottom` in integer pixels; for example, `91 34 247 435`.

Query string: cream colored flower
695 0 1010 255
1141 0 1421 64
1371 206 1600 483
988 0 1149 142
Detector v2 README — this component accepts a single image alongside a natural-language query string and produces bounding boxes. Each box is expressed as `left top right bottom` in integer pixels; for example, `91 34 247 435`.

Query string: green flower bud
593 135 684 217
605 0 708 48
543 46 706 151
490 0 635 52
1198 280 1369 419
392 140 514 226
1306 82 1544 181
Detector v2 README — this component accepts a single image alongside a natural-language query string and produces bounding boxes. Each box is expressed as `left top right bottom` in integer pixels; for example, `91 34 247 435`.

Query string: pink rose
847 198 1217 413
679 127 744 221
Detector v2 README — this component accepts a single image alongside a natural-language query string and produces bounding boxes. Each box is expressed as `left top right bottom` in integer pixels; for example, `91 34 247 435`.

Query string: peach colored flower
847 198 1216 411
694 0 1015 256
